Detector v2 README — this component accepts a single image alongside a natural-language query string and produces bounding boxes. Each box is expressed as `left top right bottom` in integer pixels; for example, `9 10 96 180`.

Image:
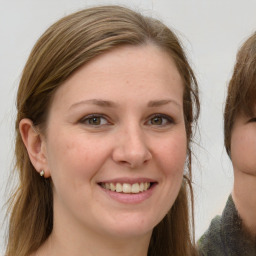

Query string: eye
249 117 256 122
147 114 174 126
80 114 109 126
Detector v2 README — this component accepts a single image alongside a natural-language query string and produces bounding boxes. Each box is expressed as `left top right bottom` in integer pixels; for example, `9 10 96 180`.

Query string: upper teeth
101 182 151 194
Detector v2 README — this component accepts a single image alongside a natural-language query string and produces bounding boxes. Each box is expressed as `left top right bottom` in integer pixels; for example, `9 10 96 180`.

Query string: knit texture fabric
198 195 256 256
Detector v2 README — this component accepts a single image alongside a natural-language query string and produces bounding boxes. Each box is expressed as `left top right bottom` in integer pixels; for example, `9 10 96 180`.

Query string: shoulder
198 195 256 256
197 214 223 256
197 195 232 255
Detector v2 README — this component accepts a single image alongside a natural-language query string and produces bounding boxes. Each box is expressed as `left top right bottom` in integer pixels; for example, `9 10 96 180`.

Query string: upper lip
98 177 157 184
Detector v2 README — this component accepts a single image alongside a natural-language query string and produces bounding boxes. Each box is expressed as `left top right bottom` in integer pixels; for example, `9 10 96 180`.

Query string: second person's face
231 110 256 176
42 44 187 241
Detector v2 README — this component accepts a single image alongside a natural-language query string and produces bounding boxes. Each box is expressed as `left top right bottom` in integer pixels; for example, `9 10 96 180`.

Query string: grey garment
198 195 256 256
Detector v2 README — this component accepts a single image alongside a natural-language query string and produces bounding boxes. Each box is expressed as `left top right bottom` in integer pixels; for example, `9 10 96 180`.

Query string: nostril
120 160 129 166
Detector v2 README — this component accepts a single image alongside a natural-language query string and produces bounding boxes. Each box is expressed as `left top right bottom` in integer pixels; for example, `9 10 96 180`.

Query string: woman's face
42 44 187 240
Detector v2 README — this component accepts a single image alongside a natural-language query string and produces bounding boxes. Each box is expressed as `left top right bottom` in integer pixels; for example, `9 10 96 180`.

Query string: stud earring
40 170 45 177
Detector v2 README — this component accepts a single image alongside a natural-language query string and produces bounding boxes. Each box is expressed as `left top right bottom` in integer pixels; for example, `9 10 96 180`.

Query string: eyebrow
147 99 181 108
69 99 117 110
69 98 181 110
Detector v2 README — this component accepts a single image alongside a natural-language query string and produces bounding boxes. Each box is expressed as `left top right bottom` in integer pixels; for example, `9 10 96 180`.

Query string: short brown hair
224 32 256 156
6 5 199 256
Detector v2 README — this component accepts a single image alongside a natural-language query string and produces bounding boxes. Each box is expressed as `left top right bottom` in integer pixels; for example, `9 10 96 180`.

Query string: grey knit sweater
198 195 256 256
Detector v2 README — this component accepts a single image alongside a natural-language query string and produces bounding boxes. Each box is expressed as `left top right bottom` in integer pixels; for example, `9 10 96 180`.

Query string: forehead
70 43 181 81
50 44 184 110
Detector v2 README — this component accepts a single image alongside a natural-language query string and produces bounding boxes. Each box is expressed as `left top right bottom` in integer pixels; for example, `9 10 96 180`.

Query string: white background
1 0 256 253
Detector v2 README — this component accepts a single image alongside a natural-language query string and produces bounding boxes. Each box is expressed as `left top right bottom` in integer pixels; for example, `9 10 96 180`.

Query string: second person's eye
249 117 256 123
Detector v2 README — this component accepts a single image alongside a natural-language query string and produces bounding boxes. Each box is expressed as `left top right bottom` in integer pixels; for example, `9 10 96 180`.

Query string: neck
232 170 256 238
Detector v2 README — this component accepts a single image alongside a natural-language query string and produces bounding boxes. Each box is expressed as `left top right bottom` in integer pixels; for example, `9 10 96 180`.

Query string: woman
6 5 199 256
198 32 256 255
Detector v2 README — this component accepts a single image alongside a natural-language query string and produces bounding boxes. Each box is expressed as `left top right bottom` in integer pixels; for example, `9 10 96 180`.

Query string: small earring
40 170 45 177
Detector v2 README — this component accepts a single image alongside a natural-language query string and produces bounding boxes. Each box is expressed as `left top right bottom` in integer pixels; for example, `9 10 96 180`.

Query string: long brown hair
6 5 199 256
224 32 256 156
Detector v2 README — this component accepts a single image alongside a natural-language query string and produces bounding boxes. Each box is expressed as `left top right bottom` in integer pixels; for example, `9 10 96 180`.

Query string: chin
102 214 159 239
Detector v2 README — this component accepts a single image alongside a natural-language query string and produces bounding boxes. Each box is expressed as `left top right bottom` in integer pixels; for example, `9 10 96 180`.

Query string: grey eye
151 116 164 125
147 114 173 126
81 115 108 126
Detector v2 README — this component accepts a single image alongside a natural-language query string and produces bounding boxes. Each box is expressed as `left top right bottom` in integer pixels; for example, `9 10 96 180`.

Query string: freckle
65 141 76 151
65 143 71 150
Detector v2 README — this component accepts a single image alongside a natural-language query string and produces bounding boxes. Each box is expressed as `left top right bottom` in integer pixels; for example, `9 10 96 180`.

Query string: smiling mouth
99 182 153 194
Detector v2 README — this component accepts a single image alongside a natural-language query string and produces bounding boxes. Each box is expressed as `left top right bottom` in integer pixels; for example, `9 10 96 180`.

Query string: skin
20 44 187 256
231 112 256 237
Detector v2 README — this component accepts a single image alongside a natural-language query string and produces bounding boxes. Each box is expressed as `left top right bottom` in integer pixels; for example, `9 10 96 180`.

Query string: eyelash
249 117 256 122
146 114 174 126
79 114 110 126
79 113 174 127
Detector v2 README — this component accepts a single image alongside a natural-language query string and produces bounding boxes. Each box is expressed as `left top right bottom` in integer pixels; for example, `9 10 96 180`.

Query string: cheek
46 131 111 184
155 133 187 176
152 133 187 216
231 130 256 173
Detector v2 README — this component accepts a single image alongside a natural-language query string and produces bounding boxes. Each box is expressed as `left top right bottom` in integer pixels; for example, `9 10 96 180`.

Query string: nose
112 126 152 168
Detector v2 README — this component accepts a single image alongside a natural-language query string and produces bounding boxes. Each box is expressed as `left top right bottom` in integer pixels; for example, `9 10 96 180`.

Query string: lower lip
99 184 156 204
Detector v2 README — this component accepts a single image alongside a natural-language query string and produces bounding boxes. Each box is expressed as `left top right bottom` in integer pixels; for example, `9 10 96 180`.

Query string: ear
19 118 51 178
